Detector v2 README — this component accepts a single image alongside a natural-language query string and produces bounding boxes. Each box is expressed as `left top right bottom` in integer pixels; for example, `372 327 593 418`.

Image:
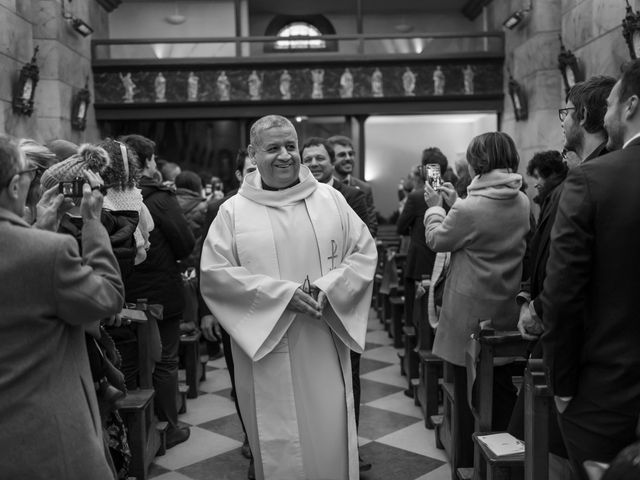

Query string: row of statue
119 65 476 103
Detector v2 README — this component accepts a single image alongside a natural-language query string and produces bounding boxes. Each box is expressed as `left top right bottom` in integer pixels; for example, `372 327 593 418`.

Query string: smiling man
200 115 377 480
327 135 378 236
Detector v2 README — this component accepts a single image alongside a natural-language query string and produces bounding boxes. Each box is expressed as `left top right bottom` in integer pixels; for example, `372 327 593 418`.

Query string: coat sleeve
364 187 378 238
55 219 125 325
540 168 593 397
152 192 195 260
199 203 300 360
423 201 475 253
349 188 370 228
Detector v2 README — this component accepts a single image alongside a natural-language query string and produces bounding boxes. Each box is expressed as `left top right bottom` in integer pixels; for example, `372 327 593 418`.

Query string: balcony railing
92 31 504 66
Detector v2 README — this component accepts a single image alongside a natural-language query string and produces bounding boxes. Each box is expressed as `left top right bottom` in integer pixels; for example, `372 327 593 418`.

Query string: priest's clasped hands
287 278 327 319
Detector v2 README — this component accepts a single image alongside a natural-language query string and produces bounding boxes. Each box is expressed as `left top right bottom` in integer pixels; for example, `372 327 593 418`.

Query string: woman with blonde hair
423 131 530 468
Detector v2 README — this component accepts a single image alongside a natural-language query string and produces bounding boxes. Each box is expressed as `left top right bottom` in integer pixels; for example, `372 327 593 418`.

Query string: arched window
264 15 337 53
275 22 325 50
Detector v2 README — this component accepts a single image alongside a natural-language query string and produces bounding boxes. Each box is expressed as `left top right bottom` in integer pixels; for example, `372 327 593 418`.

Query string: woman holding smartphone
422 132 530 468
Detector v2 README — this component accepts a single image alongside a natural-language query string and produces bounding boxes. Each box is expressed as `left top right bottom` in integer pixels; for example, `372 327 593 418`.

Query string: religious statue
187 72 199 101
371 68 383 98
402 67 416 96
463 65 474 95
433 66 445 95
340 68 354 99
119 73 136 103
154 73 166 102
280 70 292 100
217 71 231 101
311 68 324 99
248 70 262 101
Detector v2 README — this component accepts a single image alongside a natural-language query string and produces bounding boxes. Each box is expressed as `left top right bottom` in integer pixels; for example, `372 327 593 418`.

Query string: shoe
241 434 253 459
359 456 372 472
403 388 414 399
166 426 190 449
247 458 256 480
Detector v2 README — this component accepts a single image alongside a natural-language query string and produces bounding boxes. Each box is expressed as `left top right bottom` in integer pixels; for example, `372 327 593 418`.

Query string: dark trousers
403 277 416 328
557 397 639 480
154 313 181 429
452 363 518 468
351 350 361 427
220 325 247 435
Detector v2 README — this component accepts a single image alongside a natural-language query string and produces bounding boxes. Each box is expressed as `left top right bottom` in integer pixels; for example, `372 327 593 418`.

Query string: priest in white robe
200 115 376 480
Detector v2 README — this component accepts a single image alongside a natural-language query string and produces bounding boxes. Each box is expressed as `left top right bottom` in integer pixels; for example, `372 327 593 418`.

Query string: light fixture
72 77 91 131
507 67 528 122
622 0 640 60
558 36 583 95
502 1 532 30
166 4 186 25
13 46 40 117
62 0 94 37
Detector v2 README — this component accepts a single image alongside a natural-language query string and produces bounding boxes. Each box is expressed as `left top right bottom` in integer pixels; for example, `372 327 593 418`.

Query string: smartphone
425 164 443 189
58 178 84 198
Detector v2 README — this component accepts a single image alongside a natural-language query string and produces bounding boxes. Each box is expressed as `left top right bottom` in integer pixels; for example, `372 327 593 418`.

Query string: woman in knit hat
97 138 154 267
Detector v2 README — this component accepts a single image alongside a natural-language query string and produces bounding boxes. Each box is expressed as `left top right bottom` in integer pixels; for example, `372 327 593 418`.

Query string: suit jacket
396 190 436 280
0 208 124 480
332 180 369 227
540 138 640 412
340 176 378 237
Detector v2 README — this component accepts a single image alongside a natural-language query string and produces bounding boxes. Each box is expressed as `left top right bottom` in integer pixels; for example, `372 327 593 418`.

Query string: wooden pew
524 359 551 480
466 328 531 480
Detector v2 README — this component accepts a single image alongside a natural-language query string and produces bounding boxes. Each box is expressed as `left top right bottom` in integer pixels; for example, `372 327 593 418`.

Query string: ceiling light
166 13 186 25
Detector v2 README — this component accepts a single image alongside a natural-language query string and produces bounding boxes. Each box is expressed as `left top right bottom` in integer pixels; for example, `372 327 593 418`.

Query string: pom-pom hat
40 144 111 190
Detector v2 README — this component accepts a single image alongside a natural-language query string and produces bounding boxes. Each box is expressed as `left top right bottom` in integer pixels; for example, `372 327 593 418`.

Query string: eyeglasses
558 107 576 122
4 166 40 188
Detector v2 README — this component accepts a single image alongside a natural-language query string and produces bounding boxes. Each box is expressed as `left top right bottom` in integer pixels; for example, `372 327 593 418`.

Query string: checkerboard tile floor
149 311 451 480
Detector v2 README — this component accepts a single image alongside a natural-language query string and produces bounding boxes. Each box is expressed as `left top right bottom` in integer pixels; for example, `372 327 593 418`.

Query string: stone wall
1 0 108 144
485 0 632 190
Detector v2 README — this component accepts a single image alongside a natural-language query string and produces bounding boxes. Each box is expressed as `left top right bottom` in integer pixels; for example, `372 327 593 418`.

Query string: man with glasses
0 135 125 479
327 135 378 237
541 61 640 478
559 75 616 163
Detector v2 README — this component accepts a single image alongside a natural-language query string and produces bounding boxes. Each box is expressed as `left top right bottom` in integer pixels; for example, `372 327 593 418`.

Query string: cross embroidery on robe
328 240 338 270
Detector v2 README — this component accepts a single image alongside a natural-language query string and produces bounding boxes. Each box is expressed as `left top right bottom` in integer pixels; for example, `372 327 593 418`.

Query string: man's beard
563 126 583 154
335 162 353 175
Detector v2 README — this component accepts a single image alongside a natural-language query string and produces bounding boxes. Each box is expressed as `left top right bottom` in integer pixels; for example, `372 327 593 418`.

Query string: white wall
364 113 498 218
108 1 236 58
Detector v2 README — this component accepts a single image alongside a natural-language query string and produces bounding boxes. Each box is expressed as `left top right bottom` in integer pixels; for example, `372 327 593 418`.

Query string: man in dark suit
300 136 372 473
327 135 377 237
540 60 640 478
0 136 124 479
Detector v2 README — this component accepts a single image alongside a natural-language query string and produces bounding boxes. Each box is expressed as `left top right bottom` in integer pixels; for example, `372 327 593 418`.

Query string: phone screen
426 164 443 189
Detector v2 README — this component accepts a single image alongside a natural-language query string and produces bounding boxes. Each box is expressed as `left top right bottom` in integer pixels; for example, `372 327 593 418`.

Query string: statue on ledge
217 71 231 101
340 68 354 99
311 68 324 99
154 73 166 102
403 67 416 96
187 72 199 101
463 65 474 95
433 66 445 96
248 70 262 101
119 73 136 103
280 70 292 100
371 68 383 98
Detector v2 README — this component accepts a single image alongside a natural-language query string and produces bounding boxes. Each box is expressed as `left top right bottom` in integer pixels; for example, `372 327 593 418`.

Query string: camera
58 177 84 198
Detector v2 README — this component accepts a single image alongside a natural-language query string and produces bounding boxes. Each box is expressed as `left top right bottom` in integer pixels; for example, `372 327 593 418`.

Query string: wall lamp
62 0 94 37
623 0 640 59
503 1 532 30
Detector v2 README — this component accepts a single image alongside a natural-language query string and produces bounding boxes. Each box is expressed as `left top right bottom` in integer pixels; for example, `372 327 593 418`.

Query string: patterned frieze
93 61 503 104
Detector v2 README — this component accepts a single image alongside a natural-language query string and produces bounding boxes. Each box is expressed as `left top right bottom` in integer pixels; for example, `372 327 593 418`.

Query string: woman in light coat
423 131 530 468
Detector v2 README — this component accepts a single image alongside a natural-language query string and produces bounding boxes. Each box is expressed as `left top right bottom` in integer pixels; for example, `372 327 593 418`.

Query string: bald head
250 115 295 148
